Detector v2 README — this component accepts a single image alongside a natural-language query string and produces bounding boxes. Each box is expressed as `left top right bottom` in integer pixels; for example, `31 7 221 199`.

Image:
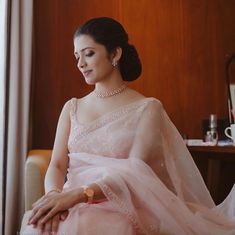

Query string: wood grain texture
189 146 235 203
32 0 235 148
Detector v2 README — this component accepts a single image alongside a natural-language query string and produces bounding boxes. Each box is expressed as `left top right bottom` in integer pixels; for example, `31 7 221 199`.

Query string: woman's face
74 34 114 85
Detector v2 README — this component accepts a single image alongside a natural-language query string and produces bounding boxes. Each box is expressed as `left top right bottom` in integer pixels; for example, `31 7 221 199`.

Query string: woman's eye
86 51 94 57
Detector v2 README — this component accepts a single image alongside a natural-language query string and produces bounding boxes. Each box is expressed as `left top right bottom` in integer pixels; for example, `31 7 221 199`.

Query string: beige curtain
0 0 8 231
3 0 33 234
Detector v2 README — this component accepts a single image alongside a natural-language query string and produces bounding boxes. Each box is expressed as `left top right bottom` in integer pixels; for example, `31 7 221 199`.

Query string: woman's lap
22 203 134 235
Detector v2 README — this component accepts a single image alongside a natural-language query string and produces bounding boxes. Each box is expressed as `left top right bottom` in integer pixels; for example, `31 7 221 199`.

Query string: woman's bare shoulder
127 88 145 98
124 89 163 109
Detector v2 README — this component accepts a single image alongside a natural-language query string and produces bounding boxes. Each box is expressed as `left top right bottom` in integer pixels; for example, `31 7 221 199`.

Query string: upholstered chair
20 149 52 233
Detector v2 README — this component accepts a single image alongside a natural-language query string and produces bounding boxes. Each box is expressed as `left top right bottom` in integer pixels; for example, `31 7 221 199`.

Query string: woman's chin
84 78 96 85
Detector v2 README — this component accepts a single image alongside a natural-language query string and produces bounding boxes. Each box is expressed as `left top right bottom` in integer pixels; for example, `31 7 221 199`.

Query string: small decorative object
224 124 235 145
205 114 218 146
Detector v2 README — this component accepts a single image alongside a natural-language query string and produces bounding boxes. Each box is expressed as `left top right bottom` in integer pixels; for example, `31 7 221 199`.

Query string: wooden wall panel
32 0 235 148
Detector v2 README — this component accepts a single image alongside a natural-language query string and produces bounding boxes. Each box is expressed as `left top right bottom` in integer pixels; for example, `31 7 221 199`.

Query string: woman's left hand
28 189 81 226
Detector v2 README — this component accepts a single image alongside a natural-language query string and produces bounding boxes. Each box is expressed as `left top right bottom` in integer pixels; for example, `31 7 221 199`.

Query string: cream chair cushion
21 149 52 233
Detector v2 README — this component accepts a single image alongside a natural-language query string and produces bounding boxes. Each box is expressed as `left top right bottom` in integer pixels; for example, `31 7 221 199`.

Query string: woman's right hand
35 210 69 234
29 188 84 226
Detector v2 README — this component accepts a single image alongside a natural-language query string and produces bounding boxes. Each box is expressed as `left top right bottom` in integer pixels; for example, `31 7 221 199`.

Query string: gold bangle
46 188 62 195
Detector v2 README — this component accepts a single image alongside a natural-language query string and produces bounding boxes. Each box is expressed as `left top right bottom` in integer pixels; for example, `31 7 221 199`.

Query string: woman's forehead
74 35 98 52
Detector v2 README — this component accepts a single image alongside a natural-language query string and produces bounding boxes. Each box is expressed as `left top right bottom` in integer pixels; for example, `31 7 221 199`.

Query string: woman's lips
83 70 92 76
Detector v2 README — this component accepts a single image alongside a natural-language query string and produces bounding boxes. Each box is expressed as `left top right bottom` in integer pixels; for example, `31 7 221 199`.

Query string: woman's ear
111 47 122 65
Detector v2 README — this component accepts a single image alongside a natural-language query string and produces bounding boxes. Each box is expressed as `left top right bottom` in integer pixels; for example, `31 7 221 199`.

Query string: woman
23 17 235 235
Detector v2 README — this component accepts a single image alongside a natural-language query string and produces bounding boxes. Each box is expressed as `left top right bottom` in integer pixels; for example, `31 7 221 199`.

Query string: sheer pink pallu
23 98 235 235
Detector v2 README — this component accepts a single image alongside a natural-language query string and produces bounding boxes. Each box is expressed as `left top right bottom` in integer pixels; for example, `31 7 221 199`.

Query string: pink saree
23 97 235 235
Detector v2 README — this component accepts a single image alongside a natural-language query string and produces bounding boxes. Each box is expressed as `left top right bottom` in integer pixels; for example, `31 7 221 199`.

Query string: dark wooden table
188 146 235 204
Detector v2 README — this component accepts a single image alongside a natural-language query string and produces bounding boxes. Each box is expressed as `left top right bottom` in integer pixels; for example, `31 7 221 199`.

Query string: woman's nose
77 57 87 69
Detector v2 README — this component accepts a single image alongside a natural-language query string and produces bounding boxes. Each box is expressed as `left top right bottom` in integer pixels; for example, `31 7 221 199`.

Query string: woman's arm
28 100 106 226
44 100 71 193
28 100 71 229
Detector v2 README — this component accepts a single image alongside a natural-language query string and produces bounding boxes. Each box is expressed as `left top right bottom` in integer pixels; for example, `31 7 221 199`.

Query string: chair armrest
24 149 52 211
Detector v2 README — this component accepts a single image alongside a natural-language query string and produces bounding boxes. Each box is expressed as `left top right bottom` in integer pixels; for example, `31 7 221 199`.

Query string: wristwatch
82 185 95 204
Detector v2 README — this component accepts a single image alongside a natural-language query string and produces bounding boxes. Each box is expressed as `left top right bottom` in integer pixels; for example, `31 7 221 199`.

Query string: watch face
85 188 94 197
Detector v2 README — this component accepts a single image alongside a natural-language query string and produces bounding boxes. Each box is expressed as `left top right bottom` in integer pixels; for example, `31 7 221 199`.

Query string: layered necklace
94 84 127 98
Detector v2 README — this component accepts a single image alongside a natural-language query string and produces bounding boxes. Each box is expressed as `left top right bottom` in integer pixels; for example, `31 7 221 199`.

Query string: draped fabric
2 0 33 234
24 98 235 235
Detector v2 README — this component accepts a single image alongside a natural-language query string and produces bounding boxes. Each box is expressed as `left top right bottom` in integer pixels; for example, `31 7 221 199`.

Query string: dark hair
74 17 142 81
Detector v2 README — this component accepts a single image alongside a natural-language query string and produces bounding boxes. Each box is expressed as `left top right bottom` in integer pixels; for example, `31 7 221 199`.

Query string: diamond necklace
94 84 127 98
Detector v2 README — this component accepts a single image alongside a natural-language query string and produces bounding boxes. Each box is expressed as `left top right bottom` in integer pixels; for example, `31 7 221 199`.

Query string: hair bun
120 44 142 81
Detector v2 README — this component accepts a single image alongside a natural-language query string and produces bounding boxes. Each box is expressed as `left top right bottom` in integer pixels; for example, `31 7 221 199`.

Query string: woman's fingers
28 203 51 225
34 217 44 234
29 195 52 224
28 203 43 224
60 210 69 221
43 218 52 234
51 214 60 233
29 192 72 225
40 206 59 224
